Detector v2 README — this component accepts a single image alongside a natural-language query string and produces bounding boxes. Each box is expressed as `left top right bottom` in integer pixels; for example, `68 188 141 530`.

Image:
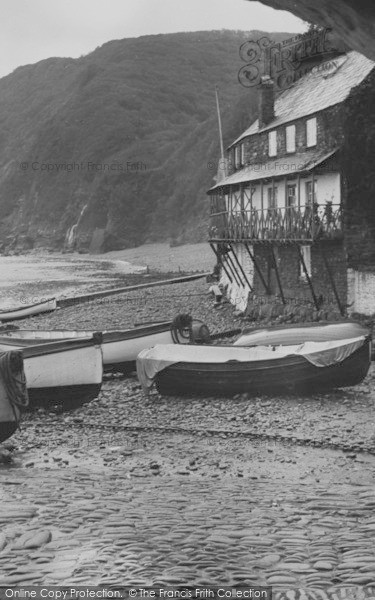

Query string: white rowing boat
0 335 103 407
0 298 57 321
0 315 210 373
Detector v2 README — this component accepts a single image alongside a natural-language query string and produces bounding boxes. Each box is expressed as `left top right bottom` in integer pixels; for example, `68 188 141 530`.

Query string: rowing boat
137 335 371 397
234 321 370 347
0 298 57 321
0 351 28 442
0 335 103 407
0 315 210 373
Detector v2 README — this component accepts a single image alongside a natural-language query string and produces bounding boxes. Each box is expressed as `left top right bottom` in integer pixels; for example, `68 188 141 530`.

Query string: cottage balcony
209 204 342 243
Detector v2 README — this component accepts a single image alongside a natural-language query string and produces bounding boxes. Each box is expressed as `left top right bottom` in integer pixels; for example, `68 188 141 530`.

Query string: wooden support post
296 244 319 310
320 246 345 316
284 175 288 206
240 184 244 238
209 242 233 284
229 242 253 292
311 170 315 240
269 246 286 304
260 180 264 236
244 243 270 295
225 250 243 287
297 173 301 212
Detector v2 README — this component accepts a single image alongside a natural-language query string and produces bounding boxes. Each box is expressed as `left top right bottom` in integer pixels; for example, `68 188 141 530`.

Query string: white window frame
300 245 312 280
268 131 277 157
286 124 296 153
287 184 296 207
240 143 245 166
234 145 241 168
306 117 317 147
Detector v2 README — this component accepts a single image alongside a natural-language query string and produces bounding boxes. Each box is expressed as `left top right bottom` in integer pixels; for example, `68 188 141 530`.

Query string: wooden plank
228 242 253 291
296 244 319 310
57 272 211 308
244 243 269 295
270 246 286 304
224 249 243 287
209 242 233 284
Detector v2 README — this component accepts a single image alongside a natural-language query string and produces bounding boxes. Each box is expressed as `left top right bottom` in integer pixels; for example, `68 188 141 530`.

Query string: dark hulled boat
137 335 371 397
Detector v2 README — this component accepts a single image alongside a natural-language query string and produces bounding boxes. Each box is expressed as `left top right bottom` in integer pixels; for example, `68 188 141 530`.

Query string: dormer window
235 145 241 168
240 143 245 166
306 117 317 147
268 131 277 157
286 125 296 153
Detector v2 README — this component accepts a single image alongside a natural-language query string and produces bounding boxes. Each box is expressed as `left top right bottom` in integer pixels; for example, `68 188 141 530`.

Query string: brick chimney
258 75 275 128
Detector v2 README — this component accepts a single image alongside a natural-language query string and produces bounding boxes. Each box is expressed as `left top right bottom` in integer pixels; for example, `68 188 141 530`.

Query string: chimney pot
258 77 275 128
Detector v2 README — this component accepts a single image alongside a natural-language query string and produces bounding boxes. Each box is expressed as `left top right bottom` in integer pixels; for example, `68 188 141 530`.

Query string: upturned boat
0 335 103 407
0 298 57 321
137 335 371 397
0 351 29 442
0 314 210 373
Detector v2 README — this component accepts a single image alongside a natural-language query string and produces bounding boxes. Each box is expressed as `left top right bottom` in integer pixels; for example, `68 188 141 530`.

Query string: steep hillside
0 30 290 252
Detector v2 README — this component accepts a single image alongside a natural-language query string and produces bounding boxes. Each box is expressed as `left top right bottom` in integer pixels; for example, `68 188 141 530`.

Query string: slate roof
209 148 337 192
230 51 375 147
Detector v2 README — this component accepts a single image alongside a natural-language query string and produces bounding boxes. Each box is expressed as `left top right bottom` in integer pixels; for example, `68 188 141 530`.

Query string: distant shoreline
0 243 214 309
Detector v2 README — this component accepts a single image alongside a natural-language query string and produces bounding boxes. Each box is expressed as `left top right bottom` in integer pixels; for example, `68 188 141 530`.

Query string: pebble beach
1 243 375 595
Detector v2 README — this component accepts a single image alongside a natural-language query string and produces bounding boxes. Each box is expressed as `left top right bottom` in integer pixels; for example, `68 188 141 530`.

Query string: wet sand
0 252 147 309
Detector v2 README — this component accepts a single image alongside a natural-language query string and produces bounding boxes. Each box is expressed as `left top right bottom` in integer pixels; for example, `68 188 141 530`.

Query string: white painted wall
220 243 254 312
316 172 340 206
347 269 375 315
241 172 340 212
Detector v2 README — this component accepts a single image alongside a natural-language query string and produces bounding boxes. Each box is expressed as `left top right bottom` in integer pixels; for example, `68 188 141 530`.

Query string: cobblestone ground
1 450 375 592
1 276 375 595
1 369 375 594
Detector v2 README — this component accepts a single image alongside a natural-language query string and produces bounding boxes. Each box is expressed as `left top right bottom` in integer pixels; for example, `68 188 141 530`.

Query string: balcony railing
209 204 342 242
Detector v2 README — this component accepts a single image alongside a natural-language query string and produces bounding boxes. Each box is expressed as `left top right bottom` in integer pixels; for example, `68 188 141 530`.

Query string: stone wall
250 242 346 308
229 105 343 169
221 240 347 320
347 269 375 316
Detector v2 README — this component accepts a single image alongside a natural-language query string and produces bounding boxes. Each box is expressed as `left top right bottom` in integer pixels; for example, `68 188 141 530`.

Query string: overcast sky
0 0 304 78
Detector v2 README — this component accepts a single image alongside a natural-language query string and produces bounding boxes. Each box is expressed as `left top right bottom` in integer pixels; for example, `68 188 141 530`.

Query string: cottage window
234 145 241 168
267 186 278 211
286 125 296 153
240 143 246 166
306 117 317 147
305 180 317 205
287 184 296 207
268 131 277 157
299 245 312 279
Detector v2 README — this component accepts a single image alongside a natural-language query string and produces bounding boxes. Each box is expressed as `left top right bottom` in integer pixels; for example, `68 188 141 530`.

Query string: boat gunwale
0 335 103 358
0 298 56 316
0 319 194 344
240 320 370 337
